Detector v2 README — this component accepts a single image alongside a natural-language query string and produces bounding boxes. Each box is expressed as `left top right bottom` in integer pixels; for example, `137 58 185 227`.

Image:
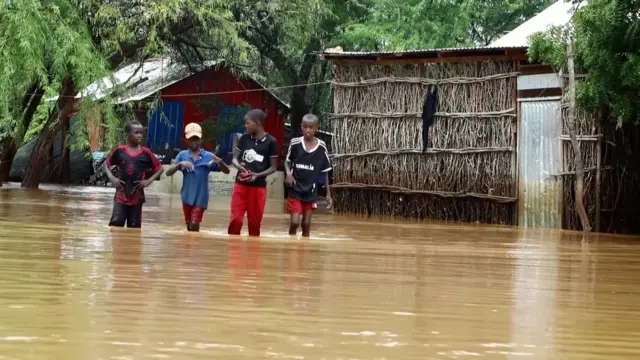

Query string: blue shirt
175 149 220 209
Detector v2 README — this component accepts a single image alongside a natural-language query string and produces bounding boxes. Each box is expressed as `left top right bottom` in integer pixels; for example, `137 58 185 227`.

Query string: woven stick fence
599 122 640 233
330 61 518 224
559 76 640 234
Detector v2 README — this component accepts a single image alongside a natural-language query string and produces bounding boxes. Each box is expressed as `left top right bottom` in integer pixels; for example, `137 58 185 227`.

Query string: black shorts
109 201 143 228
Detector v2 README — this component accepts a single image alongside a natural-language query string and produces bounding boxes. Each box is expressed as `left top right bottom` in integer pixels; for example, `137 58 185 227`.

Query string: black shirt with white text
235 133 279 187
286 136 332 202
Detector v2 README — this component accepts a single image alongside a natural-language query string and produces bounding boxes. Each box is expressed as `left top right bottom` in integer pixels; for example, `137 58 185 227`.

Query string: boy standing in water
165 123 230 232
228 109 279 237
285 114 332 237
104 121 164 228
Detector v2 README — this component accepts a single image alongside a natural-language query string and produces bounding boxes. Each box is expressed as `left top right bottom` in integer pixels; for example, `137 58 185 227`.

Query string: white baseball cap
185 123 202 139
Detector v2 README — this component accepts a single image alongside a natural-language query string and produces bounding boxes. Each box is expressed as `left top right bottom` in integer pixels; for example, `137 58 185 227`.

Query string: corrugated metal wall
147 100 185 151
518 99 563 228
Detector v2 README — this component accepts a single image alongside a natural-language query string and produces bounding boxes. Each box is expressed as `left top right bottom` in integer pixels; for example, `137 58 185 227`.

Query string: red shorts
182 203 205 223
286 197 317 214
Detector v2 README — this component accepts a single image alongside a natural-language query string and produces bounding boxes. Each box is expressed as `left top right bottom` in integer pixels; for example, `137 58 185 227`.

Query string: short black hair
124 120 142 133
302 113 319 125
246 109 266 125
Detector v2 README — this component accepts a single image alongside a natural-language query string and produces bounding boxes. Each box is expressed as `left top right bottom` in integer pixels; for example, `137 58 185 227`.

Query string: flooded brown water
0 183 639 359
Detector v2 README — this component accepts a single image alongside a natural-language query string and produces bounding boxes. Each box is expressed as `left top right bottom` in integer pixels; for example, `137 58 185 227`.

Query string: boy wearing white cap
166 122 230 232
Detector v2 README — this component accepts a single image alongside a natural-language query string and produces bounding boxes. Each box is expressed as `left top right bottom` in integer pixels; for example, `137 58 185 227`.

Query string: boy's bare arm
211 154 230 174
148 166 164 182
165 163 182 176
324 172 332 208
104 161 123 190
231 147 246 172
254 157 277 178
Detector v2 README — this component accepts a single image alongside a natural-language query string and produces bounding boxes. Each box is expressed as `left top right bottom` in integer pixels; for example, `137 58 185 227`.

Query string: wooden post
511 61 519 226
567 40 592 242
595 114 602 232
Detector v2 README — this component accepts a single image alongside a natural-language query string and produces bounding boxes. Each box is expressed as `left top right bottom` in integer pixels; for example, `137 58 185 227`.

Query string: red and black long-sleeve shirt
106 145 162 205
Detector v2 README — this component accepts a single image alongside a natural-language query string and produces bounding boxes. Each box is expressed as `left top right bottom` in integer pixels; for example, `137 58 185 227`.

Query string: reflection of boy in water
285 240 312 311
104 121 164 228
226 238 262 300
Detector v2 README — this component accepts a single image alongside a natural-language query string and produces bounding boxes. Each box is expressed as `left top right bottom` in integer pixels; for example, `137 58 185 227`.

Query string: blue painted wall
216 104 249 164
146 100 185 151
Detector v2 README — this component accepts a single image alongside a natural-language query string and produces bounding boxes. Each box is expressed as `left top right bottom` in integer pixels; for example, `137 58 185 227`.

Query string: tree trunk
567 40 591 242
0 142 17 184
288 86 310 137
21 78 76 189
59 115 71 184
0 85 45 183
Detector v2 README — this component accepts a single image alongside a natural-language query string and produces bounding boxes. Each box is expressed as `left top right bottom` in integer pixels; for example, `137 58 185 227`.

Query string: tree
0 0 109 186
336 0 553 50
225 0 372 134
225 0 551 135
528 0 640 123
1 0 247 188
528 0 640 238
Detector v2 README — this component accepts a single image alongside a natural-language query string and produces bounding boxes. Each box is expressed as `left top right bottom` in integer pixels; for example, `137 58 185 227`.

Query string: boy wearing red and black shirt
104 121 164 228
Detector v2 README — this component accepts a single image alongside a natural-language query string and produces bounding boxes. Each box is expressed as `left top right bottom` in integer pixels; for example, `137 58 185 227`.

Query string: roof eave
319 46 528 62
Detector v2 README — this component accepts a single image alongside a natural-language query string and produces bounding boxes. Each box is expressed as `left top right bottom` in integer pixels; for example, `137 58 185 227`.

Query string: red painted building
85 59 289 163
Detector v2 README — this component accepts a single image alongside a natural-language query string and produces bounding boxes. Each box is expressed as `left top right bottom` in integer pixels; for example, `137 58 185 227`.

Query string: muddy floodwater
0 184 639 359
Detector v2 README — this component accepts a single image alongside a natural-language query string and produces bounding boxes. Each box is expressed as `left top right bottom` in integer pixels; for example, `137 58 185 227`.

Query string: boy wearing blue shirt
166 123 230 232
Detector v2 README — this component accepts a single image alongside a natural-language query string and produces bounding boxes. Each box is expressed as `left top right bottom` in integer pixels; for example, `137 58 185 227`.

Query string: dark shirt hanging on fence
422 85 438 152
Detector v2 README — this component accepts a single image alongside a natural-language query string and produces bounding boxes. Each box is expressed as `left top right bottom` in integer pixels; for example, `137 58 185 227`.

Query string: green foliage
1 0 556 162
529 0 640 122
210 102 252 140
0 0 249 153
0 0 109 145
336 0 553 50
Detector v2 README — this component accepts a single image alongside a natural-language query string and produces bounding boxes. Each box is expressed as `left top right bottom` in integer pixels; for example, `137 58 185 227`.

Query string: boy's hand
238 169 255 182
109 175 125 190
134 179 152 190
326 195 333 209
285 172 295 186
180 161 194 172
246 172 258 183
211 154 222 164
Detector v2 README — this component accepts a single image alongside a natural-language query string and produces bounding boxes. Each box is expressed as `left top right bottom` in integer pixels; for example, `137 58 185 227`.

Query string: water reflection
227 238 263 303
283 240 312 311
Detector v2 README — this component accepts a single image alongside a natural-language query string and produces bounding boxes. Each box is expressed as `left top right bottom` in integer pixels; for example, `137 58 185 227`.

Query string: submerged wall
148 165 285 200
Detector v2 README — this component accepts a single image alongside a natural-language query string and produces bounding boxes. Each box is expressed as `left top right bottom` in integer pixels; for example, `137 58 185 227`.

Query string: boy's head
301 114 319 140
184 122 203 151
244 109 266 135
124 121 144 145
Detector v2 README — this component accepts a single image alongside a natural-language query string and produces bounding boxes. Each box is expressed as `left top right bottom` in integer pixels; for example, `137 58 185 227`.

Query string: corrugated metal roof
47 58 290 108
489 0 581 48
113 58 217 104
320 46 526 58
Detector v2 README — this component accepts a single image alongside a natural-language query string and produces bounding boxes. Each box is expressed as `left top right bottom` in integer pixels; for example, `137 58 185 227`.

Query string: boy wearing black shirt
285 114 332 237
104 121 164 228
228 109 279 237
